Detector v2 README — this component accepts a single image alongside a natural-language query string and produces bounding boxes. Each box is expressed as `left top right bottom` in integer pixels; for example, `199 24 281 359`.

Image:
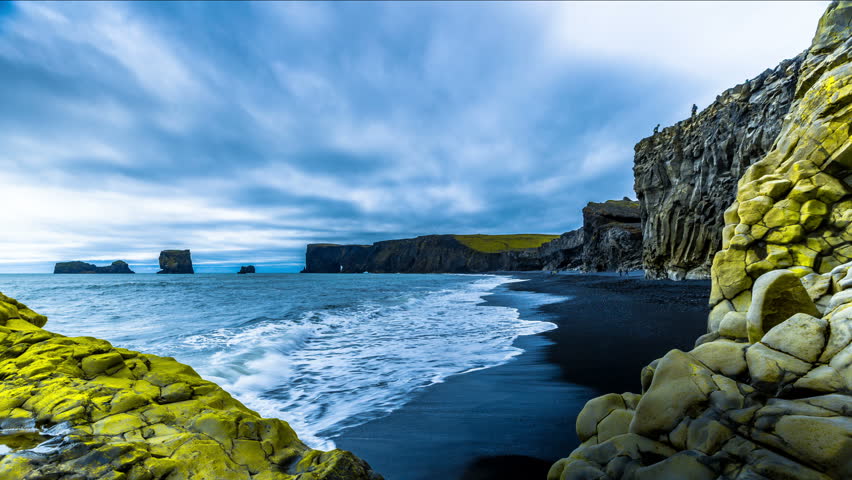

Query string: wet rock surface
0 292 381 480
552 3 852 479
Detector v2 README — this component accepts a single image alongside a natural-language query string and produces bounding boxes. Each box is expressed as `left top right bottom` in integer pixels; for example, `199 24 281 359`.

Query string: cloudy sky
0 1 828 272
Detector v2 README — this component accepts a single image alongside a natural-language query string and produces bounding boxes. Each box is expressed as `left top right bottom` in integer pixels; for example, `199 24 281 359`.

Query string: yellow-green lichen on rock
550 3 852 479
0 294 381 480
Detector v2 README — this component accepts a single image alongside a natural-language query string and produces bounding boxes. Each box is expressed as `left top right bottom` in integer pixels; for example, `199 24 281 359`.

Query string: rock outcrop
579 199 643 273
238 266 256 274
304 200 641 274
634 50 806 280
0 292 381 480
302 235 560 273
54 261 135 274
157 250 194 274
550 3 852 479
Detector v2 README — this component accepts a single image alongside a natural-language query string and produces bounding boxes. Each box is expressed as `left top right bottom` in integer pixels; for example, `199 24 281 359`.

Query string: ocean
0 273 558 450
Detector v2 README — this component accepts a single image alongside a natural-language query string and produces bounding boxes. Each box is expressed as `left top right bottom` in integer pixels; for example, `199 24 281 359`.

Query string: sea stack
157 249 194 274
237 265 256 274
54 260 135 274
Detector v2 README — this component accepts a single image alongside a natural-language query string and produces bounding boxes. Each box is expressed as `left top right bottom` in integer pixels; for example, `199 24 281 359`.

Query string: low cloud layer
0 1 827 272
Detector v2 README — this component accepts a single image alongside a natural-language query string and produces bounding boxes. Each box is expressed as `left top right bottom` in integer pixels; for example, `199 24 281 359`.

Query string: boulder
746 270 821 343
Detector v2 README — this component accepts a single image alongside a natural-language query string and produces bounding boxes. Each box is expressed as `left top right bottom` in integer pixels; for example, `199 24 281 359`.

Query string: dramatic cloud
0 1 828 272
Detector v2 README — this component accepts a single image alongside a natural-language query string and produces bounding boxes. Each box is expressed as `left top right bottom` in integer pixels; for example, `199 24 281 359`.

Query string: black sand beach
334 272 710 480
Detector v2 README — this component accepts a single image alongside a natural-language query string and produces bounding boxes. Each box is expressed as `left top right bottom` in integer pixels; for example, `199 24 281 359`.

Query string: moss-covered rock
0 295 381 480
552 3 852 479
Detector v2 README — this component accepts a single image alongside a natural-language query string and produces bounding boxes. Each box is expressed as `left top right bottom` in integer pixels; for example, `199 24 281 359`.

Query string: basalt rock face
634 51 806 280
303 236 549 273
303 201 642 274
238 265 256 274
0 291 381 480
537 229 585 271
580 199 643 272
54 260 135 274
157 250 194 274
550 4 852 479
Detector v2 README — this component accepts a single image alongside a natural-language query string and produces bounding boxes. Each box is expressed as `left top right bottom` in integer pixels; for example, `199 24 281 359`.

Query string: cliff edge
550 3 852 479
634 50 805 280
0 292 381 479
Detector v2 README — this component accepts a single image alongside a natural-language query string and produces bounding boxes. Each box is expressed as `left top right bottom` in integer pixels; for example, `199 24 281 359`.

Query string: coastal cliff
579 199 642 272
634 51 805 280
0 292 381 479
303 234 560 273
54 261 134 274
304 200 642 274
157 250 194 274
550 3 852 479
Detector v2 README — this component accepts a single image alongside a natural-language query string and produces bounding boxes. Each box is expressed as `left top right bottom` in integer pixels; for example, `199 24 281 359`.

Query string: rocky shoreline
550 3 852 478
0 292 380 479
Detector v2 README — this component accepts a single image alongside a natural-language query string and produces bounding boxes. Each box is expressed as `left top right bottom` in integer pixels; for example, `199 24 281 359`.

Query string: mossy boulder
0 293 381 480
552 3 852 479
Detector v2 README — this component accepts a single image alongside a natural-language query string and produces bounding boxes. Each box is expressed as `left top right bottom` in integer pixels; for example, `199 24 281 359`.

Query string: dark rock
237 265 256 274
54 260 134 274
579 199 643 272
634 52 805 280
304 200 642 274
303 236 553 273
157 250 194 274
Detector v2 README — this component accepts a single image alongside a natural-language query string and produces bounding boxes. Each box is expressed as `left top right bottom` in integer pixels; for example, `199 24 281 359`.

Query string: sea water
0 273 557 449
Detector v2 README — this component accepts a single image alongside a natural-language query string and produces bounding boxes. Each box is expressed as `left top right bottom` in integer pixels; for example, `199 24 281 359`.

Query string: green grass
453 234 560 253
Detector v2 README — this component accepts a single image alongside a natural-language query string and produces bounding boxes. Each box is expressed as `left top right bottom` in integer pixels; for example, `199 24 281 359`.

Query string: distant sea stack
237 265 255 274
157 249 194 274
634 51 806 280
54 260 134 274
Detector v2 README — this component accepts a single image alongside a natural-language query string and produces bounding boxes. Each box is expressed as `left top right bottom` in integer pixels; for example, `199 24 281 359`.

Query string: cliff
550 3 852 479
579 199 642 272
302 235 560 273
54 260 135 274
304 201 642 275
634 51 806 280
157 250 194 274
0 291 381 479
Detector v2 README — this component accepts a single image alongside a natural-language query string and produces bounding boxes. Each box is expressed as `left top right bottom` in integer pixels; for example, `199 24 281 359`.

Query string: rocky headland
238 266 256 274
634 45 805 280
54 261 135 274
302 234 561 274
303 199 642 274
0 292 381 479
550 3 852 479
157 250 194 275
578 199 642 273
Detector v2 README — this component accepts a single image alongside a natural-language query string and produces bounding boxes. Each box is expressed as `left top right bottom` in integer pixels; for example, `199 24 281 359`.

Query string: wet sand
334 272 710 480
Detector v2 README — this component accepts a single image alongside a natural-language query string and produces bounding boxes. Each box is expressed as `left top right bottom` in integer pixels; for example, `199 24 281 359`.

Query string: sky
0 1 830 272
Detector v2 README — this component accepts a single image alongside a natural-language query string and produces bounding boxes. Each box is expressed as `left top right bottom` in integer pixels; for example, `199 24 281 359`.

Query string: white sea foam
181 275 560 449
7 273 565 451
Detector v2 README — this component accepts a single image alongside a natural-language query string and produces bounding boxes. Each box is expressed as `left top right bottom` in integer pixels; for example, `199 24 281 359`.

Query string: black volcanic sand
334 273 710 480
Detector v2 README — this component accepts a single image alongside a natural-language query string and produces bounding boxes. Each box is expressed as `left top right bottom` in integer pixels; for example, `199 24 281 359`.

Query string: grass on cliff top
454 234 560 253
